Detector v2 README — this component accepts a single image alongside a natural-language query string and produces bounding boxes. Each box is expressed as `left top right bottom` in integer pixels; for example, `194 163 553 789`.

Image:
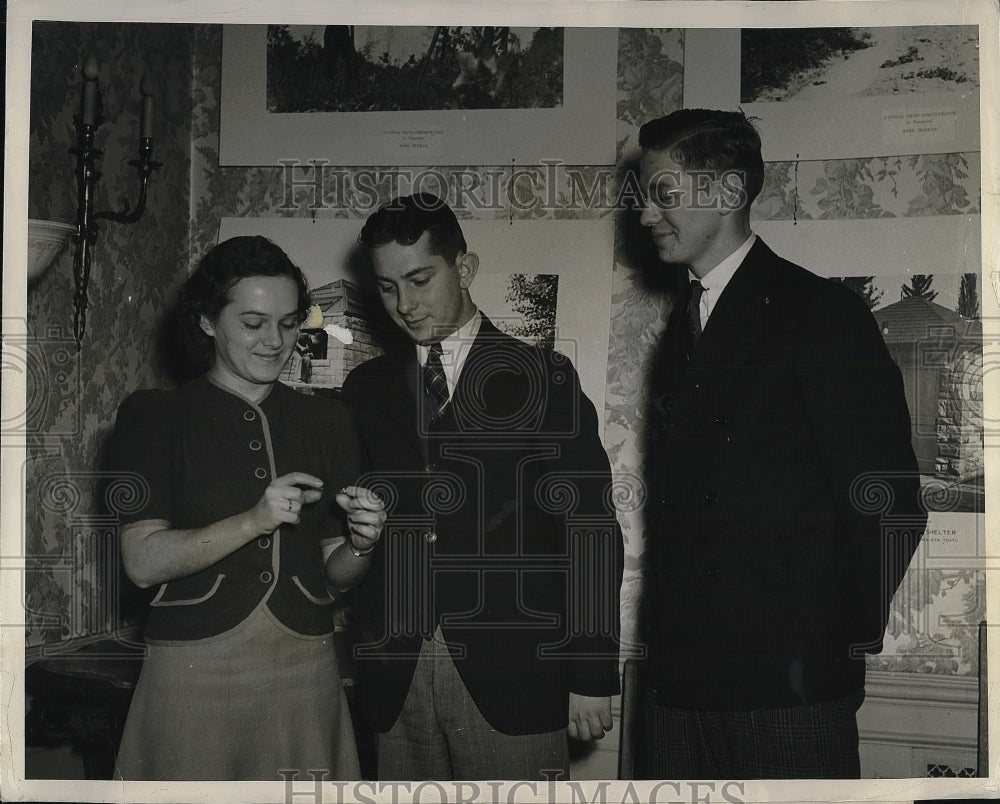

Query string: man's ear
457 252 480 289
718 170 747 216
199 315 216 337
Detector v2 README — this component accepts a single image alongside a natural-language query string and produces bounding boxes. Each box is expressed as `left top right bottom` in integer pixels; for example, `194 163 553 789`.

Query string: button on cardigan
108 376 365 643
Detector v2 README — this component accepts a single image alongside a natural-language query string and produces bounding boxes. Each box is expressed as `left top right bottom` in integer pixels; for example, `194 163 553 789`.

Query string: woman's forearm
326 485 386 592
122 472 326 589
121 512 263 589
324 539 375 593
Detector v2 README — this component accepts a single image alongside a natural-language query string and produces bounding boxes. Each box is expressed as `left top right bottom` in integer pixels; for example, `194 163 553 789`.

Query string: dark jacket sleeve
339 360 384 470
547 350 624 696
794 280 926 652
105 389 173 525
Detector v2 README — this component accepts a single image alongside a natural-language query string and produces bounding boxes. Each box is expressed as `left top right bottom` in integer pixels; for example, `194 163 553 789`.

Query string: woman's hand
253 472 325 534
335 486 386 555
123 471 324 588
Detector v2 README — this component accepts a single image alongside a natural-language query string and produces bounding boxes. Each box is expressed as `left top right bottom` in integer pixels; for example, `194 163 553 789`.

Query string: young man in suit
341 193 623 781
637 109 926 778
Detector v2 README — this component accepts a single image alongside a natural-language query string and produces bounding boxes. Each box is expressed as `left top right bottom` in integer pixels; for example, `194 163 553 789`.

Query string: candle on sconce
81 54 99 126
70 54 163 348
140 73 154 140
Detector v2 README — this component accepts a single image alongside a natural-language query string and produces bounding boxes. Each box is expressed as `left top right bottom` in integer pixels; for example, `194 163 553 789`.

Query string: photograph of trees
497 274 559 350
741 25 978 103
267 25 565 112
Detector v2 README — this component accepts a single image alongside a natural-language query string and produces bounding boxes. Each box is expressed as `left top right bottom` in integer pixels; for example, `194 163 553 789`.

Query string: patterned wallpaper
191 23 987 678
758 153 980 221
25 22 983 677
25 22 193 647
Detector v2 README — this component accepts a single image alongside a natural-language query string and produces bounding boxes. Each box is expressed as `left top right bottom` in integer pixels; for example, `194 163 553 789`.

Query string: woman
111 236 384 781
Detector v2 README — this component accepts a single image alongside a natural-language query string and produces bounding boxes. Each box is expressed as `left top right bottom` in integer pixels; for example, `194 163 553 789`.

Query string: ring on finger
286 499 293 512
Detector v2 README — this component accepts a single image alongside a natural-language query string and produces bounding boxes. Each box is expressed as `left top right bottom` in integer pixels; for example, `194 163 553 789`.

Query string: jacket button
258 537 271 549
707 566 719 577
424 531 438 543
660 496 673 507
244 410 256 422
254 467 267 479
714 415 727 426
249 440 263 451
426 463 437 472
704 493 718 505
259 570 273 584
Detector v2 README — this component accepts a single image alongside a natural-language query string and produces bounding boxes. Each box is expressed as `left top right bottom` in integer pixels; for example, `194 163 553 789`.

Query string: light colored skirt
115 607 360 781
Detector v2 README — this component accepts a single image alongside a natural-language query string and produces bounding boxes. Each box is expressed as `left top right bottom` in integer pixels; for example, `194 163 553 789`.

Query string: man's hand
567 693 613 741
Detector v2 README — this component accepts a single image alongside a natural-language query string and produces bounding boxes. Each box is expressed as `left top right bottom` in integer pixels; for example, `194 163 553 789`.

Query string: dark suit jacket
341 316 623 735
643 238 925 710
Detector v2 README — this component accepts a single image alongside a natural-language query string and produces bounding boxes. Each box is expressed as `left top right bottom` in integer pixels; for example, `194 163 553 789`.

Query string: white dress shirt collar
688 234 757 326
416 309 482 397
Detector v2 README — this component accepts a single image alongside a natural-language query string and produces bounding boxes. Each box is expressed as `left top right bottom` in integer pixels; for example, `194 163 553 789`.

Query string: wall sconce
70 54 161 348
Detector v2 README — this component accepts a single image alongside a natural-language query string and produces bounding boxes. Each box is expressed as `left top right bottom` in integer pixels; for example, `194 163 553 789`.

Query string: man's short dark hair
638 108 765 207
359 193 468 265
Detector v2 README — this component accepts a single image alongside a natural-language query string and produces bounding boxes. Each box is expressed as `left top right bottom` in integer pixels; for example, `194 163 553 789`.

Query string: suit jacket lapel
449 315 503 417
682 239 780 395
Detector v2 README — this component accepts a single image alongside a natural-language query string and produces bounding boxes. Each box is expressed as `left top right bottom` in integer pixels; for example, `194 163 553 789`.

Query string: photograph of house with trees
833 273 983 513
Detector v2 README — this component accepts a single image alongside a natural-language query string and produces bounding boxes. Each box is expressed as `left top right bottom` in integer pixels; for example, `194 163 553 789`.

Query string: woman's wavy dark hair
177 235 310 365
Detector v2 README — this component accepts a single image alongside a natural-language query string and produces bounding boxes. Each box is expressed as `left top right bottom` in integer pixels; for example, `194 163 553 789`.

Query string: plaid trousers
376 627 569 781
637 688 865 779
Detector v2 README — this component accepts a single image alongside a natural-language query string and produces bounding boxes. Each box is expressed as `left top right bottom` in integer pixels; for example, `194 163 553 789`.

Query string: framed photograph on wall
684 26 980 161
220 24 618 166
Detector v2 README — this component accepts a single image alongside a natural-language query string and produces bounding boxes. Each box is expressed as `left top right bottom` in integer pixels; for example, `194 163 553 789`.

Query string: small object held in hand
337 486 385 511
